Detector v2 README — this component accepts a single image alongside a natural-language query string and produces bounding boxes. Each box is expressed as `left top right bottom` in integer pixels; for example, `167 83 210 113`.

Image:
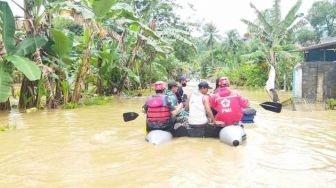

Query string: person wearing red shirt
210 77 249 126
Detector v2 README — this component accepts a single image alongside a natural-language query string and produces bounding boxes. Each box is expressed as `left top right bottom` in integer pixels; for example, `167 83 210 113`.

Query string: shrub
325 98 336 110
214 62 268 87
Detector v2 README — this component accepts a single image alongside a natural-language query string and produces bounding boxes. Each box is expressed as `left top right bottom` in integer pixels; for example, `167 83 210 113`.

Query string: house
293 38 336 101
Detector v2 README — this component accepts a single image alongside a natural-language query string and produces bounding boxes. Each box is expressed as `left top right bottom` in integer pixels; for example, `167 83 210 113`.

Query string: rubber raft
146 108 256 146
146 124 246 146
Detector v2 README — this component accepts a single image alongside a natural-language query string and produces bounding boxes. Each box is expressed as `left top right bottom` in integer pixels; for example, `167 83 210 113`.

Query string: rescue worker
143 81 183 133
210 77 249 126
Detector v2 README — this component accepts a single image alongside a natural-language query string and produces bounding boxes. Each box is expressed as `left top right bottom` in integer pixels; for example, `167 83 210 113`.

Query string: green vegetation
82 96 112 106
63 96 112 109
0 123 16 131
325 98 336 110
62 102 79 110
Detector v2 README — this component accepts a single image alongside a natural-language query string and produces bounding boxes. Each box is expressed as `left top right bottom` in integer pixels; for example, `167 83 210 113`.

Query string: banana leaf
0 63 13 102
0 1 16 55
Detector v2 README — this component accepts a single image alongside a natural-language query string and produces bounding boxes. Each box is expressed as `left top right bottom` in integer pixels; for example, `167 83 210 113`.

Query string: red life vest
146 95 171 122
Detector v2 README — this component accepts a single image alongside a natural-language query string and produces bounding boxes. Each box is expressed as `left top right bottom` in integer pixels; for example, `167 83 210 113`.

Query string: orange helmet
218 77 230 87
154 81 166 91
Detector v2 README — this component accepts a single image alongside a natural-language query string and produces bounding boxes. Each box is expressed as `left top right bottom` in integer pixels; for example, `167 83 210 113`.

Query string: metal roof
300 40 336 51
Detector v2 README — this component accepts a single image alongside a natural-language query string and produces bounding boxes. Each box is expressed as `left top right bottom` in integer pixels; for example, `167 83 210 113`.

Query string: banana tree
241 0 306 102
115 0 197 91
0 1 41 111
51 0 144 100
13 0 57 110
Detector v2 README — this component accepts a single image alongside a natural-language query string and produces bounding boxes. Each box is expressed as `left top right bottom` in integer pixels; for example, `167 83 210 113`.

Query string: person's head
218 77 230 88
198 81 212 94
179 76 187 87
154 81 166 94
167 80 178 93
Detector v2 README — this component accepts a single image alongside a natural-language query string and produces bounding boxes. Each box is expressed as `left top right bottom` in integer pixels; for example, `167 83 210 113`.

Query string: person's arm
142 97 151 113
239 95 249 108
176 86 183 103
165 96 182 116
171 103 183 116
203 95 223 124
142 103 148 113
209 94 217 111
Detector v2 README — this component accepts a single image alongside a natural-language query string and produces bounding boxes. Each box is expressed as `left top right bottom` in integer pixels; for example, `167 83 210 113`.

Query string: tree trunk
72 57 89 103
0 98 11 111
96 40 104 95
55 80 62 102
72 24 94 103
17 0 37 110
85 83 89 91
117 20 156 92
117 34 143 92
267 49 280 102
211 43 214 66
283 73 287 91
18 77 37 110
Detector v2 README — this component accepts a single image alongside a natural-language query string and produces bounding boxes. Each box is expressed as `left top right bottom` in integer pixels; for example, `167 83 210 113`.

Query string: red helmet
218 77 230 87
154 81 166 91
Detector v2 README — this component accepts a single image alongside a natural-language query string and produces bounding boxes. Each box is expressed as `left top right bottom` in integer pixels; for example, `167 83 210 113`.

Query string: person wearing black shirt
176 76 187 105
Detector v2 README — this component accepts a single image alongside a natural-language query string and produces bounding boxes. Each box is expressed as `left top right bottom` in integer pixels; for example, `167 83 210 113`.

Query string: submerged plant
62 102 78 109
82 96 112 106
62 96 112 109
0 123 16 131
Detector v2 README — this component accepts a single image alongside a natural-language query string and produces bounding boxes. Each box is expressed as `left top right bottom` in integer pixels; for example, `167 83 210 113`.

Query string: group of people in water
142 76 249 135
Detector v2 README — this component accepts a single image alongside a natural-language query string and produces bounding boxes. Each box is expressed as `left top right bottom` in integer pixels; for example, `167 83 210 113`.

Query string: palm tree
203 23 220 65
241 0 306 102
222 29 243 68
226 30 242 55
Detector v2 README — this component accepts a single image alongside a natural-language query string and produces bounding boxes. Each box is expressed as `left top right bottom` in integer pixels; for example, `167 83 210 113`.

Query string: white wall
293 65 302 98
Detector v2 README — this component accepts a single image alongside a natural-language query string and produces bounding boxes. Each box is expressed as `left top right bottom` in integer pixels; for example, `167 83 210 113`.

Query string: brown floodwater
0 81 335 187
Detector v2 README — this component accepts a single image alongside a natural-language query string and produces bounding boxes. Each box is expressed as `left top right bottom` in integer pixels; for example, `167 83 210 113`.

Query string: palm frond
286 19 307 36
249 2 272 33
272 0 281 26
241 19 270 40
241 19 265 33
281 0 302 28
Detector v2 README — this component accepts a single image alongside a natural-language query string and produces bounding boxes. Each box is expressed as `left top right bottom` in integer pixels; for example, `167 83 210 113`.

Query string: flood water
0 81 335 187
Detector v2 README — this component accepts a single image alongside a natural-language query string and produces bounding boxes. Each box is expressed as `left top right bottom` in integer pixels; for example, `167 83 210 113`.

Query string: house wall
293 65 302 98
301 61 336 101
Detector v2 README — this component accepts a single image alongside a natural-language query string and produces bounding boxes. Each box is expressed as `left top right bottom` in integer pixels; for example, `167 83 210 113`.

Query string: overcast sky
5 0 23 16
6 0 318 36
176 0 319 36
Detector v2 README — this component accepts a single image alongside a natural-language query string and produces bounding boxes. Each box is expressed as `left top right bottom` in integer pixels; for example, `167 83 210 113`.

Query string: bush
82 96 112 106
53 17 83 35
0 124 16 132
325 98 336 110
214 62 268 87
63 102 79 109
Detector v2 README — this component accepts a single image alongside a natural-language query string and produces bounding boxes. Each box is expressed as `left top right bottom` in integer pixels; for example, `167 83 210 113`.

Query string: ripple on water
244 109 336 173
